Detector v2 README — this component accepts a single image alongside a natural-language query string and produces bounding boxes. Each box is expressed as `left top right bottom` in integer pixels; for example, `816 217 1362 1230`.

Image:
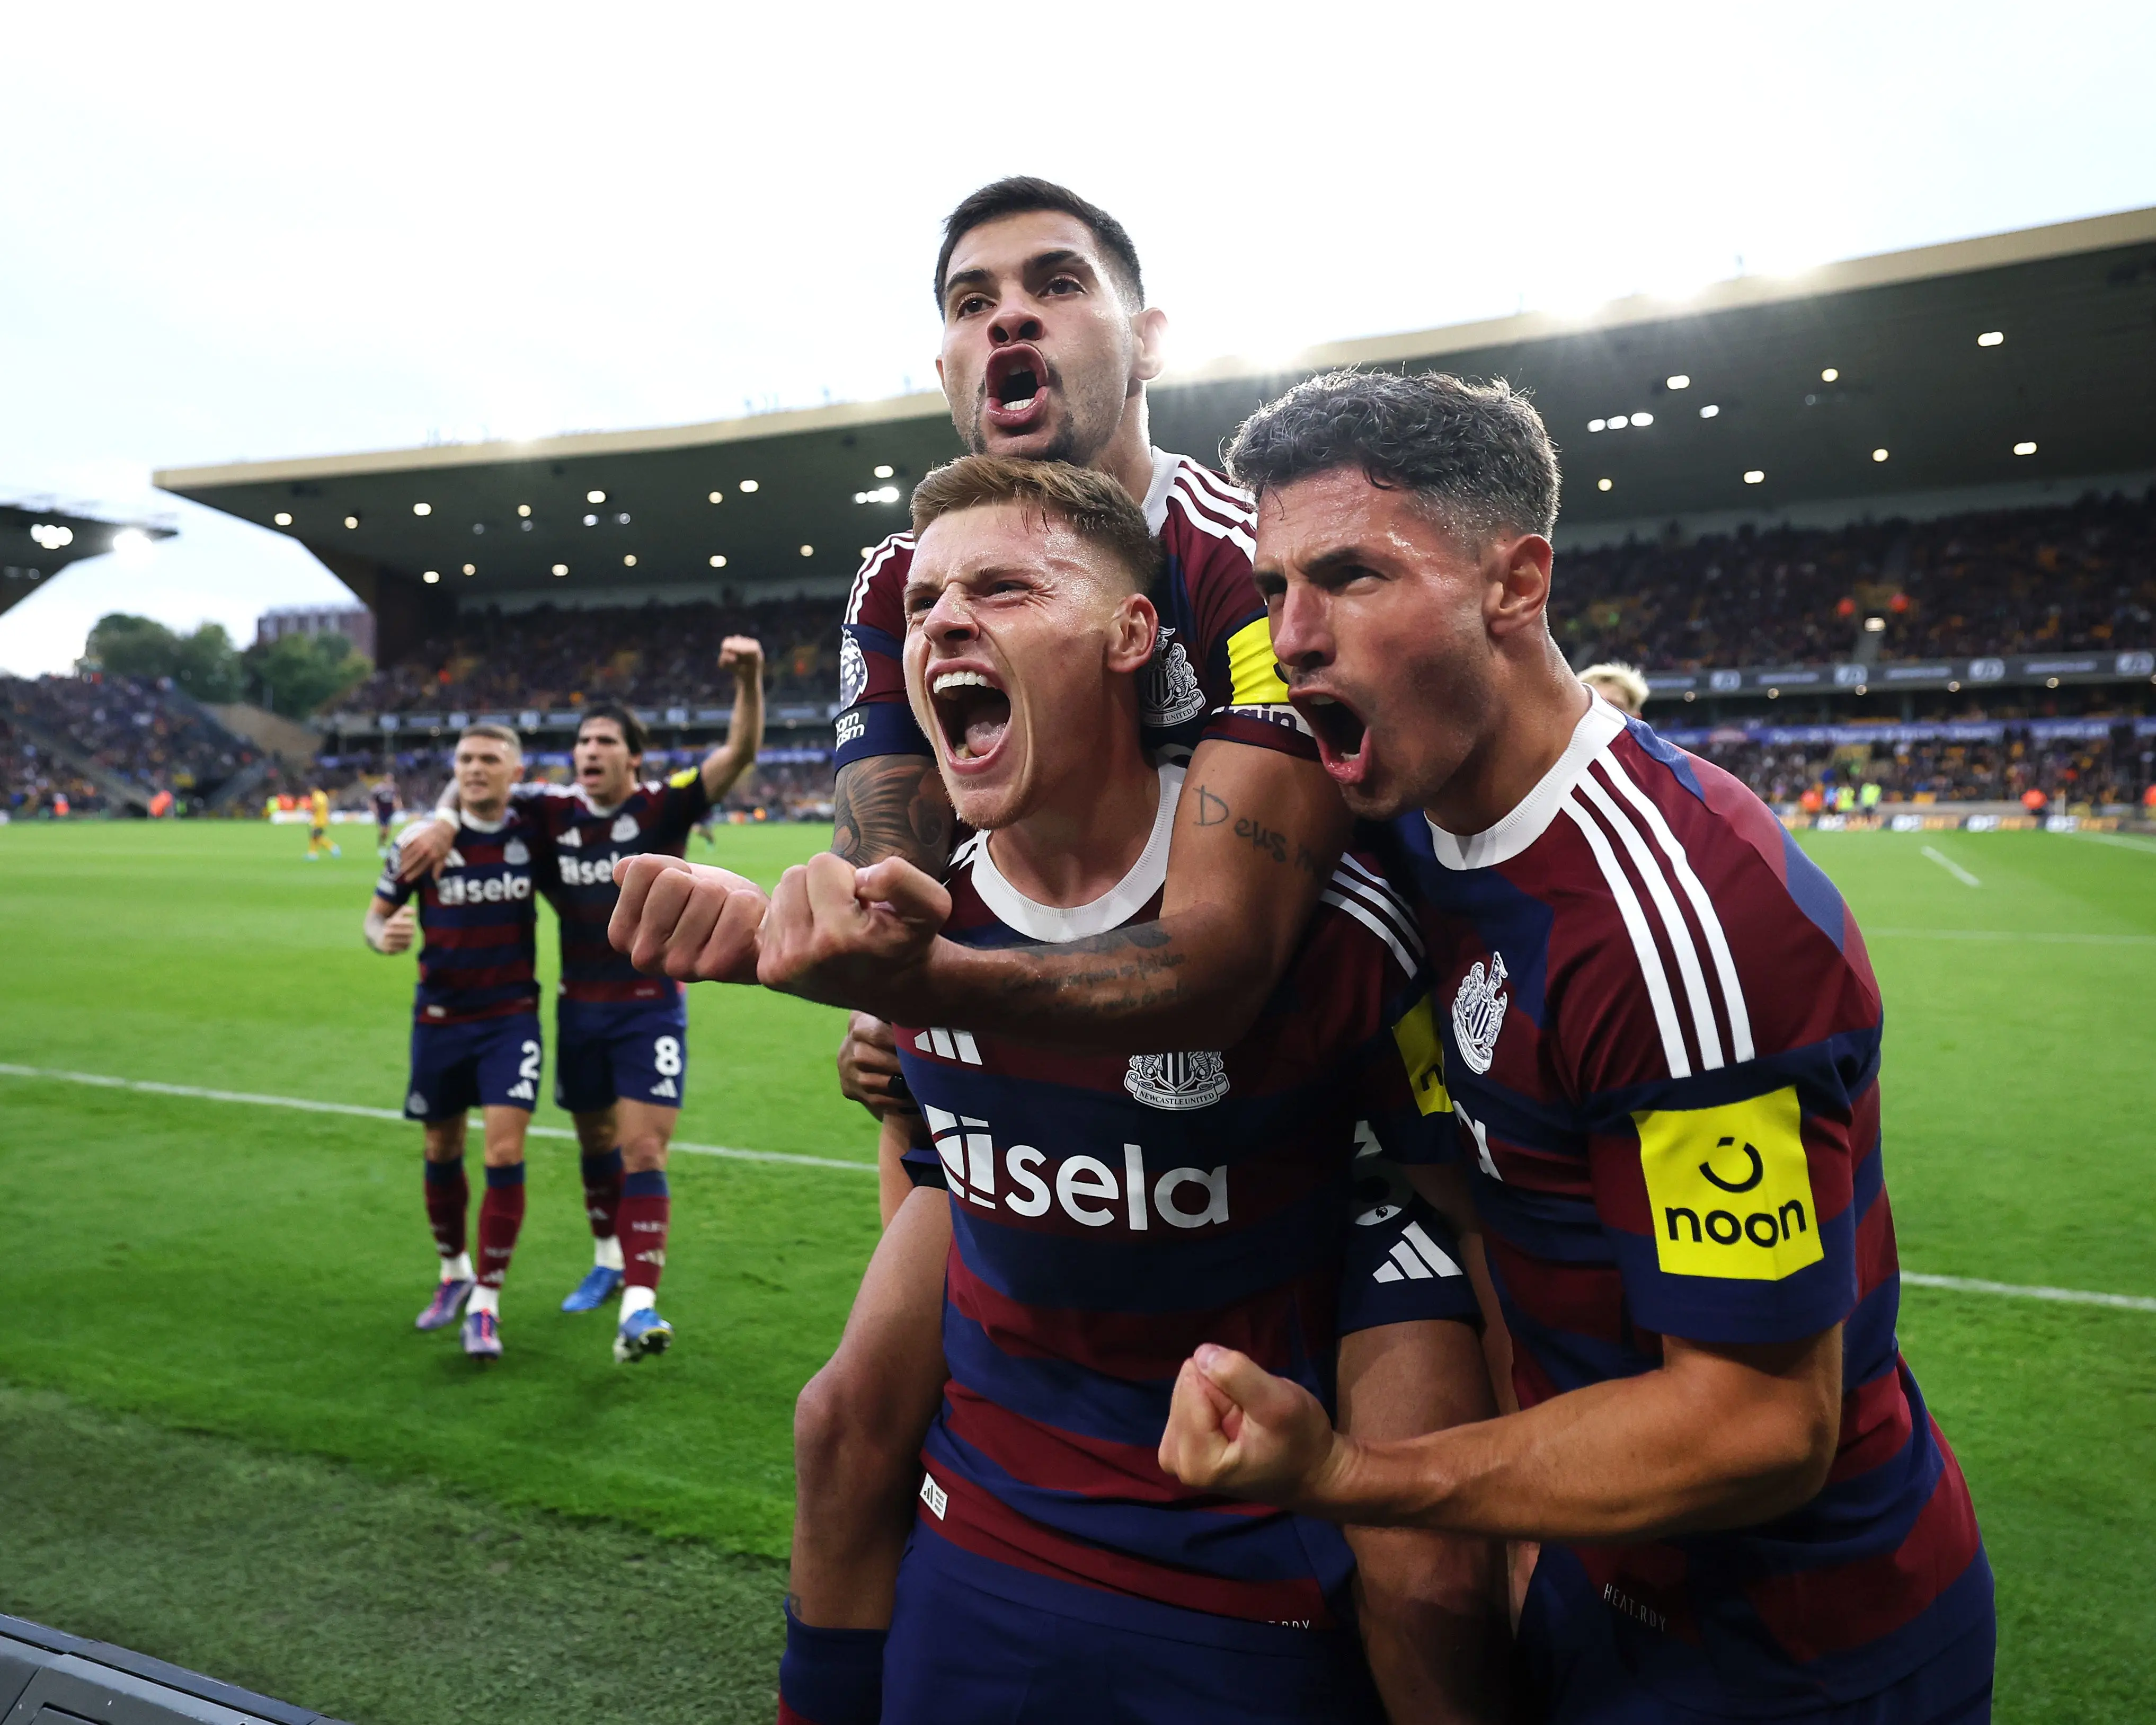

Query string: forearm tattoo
831 755 955 871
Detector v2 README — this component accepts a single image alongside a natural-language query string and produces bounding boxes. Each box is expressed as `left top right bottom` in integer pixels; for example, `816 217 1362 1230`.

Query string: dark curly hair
1224 369 1561 547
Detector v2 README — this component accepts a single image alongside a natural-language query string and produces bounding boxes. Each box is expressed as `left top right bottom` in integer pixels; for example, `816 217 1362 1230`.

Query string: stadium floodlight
709 554 726 568
423 569 440 583
1977 331 2004 347
462 563 476 575
1821 367 1839 382
1588 418 1605 432
1700 404 1720 419
1744 470 1766 484
552 563 568 576
874 464 895 479
587 490 607 504
1607 414 1629 429
583 513 598 526
273 511 292 526
1865 616 1886 632
2013 440 2037 456
1665 374 1690 390
740 479 760 492
799 544 814 556
1631 410 1654 427
1598 478 1613 492
708 490 724 503
624 554 637 568
1873 448 1890 462
616 512 631 524
112 528 150 559
413 502 432 515
517 504 532 517
344 515 360 528
37 520 77 549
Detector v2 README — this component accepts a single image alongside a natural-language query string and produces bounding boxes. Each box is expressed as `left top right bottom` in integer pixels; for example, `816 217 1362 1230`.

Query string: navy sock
623 1168 668 1199
484 1161 527 1190
776 1602 883 1725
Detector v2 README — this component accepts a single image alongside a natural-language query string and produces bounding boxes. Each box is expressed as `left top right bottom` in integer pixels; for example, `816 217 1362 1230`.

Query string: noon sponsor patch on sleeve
1633 1086 1823 1280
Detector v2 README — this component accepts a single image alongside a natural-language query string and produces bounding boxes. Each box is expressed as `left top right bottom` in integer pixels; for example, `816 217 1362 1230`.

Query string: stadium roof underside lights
154 206 2156 668
0 500 178 622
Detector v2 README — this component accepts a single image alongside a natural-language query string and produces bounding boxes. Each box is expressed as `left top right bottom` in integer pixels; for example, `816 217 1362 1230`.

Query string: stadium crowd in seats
1555 489 2156 670
1684 721 2152 811
1 715 111 815
347 593 842 715
1 675 256 801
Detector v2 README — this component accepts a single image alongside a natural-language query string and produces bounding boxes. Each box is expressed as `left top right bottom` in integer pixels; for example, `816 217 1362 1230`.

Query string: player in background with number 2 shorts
365 724 543 1362
402 640 764 1361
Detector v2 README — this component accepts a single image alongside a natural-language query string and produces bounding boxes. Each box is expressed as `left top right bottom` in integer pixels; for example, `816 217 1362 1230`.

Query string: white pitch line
0 1063 876 1174
1920 846 1981 887
2071 831 2156 856
1866 928 2156 946
1902 1272 2156 1314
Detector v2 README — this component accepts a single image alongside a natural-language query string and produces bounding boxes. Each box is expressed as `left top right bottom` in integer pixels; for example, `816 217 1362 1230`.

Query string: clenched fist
1157 1343 1349 1511
756 853 953 1016
608 853 768 983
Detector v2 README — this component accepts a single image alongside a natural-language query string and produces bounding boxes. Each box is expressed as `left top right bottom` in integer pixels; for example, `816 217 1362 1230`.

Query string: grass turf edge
0 1382 786 1725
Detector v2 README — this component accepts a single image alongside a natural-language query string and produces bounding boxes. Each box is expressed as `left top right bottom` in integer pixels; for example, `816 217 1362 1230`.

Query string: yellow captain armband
1225 617 1291 705
1391 992 1453 1117
668 767 700 789
1634 1087 1823 1280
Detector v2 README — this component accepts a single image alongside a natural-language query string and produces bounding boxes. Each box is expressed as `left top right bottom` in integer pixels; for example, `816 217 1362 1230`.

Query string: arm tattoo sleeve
831 756 955 871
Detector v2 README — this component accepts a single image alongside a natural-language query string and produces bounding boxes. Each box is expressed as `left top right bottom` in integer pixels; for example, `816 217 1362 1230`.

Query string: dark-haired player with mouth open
402 640 764 1362
1153 370 1995 1725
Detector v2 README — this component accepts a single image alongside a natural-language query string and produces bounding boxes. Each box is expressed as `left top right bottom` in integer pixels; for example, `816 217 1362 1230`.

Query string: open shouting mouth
983 343 1053 434
1293 689 1371 786
930 666 1013 771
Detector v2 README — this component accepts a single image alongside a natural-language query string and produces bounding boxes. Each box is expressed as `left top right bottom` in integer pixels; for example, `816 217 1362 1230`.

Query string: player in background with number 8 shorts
365 724 545 1361
401 639 766 1362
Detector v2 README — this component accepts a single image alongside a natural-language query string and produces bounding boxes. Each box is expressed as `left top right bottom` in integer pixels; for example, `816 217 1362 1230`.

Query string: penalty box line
0 1061 876 1175
5 1067 2153 1312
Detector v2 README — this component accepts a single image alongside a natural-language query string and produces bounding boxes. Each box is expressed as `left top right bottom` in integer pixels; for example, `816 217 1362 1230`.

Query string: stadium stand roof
155 206 2156 667
0 498 177 622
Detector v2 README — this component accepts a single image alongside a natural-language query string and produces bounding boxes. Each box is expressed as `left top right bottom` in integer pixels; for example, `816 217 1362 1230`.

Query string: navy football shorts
403 1012 543 1122
883 1525 1383 1725
554 997 689 1114
1516 1543 1995 1725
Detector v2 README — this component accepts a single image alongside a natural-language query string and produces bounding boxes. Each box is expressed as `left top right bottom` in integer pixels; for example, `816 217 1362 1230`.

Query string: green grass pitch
0 818 2150 1722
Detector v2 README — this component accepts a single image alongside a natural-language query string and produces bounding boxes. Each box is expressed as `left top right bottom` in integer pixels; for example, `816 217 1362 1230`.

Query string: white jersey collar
968 763 1182 942
1140 447 1181 537
1425 695 1627 871
458 809 509 835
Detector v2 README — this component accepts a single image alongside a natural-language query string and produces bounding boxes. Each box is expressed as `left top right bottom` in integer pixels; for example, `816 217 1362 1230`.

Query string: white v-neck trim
458 810 509 835
1425 696 1626 870
965 764 1182 942
1139 447 1179 537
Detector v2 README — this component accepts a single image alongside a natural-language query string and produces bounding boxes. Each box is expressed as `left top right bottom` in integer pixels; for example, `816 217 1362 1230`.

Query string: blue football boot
461 1308 503 1359
561 1265 624 1313
415 1277 474 1331
613 1306 673 1364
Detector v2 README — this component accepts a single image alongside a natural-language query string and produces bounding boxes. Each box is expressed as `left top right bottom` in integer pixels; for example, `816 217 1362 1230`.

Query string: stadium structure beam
154 206 2156 667
0 500 178 623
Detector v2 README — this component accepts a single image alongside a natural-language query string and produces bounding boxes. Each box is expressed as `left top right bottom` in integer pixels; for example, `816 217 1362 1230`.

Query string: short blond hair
1580 661 1649 716
909 455 1159 594
458 722 521 752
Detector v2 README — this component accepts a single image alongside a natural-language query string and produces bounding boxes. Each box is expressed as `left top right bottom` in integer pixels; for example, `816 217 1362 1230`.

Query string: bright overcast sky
3 0 2152 674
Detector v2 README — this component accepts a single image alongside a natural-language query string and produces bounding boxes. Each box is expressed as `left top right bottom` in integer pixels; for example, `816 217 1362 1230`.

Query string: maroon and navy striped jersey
511 773 708 1005
894 765 1478 1633
1369 695 1988 1713
377 809 540 1024
835 448 1312 772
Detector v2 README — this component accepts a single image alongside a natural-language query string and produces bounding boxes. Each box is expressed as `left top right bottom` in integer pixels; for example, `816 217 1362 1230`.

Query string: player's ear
1107 591 1158 675
1131 307 1168 384
1487 533 1554 640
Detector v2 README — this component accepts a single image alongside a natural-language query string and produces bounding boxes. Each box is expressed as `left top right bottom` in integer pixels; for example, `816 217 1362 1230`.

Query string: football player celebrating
1154 370 1995 1725
401 639 764 1361
365 724 543 1361
780 458 1500 1723
609 181 1358 1669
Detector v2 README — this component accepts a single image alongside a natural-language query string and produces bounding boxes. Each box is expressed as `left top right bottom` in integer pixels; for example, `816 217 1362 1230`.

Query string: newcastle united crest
1140 627 1206 727
1124 1050 1229 1111
1450 952 1509 1076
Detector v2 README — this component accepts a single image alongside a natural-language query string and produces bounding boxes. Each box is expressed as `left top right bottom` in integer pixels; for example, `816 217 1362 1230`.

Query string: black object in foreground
0 1612 345 1725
